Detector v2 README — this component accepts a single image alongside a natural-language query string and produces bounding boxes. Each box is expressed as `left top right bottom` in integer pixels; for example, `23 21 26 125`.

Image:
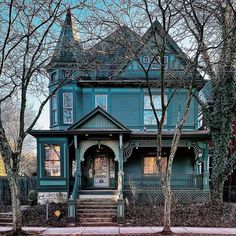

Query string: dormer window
50 72 56 83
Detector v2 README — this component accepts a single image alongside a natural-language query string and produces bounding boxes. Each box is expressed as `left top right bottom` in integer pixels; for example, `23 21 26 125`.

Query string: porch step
0 212 12 226
76 198 117 226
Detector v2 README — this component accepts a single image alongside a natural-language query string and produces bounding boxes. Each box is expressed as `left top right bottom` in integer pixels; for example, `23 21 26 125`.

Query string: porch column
118 134 124 198
117 134 125 224
74 135 81 187
202 144 209 190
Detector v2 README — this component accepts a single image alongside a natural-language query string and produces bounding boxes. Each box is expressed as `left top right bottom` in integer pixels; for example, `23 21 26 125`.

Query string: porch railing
68 170 81 224
124 173 203 190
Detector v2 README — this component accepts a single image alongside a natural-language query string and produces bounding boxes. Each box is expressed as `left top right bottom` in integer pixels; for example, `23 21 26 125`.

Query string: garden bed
125 202 236 227
22 203 67 227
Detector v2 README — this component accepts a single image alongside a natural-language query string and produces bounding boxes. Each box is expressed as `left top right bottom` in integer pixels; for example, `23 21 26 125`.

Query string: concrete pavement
0 226 236 235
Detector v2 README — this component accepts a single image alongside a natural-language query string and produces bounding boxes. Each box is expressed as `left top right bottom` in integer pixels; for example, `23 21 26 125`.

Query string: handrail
68 170 80 224
71 170 80 200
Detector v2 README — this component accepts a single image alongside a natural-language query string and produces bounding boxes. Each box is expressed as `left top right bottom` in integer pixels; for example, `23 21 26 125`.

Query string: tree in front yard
0 1 87 234
179 0 236 207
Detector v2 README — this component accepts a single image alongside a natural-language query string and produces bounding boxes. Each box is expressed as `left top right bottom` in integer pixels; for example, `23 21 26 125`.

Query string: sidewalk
0 226 236 235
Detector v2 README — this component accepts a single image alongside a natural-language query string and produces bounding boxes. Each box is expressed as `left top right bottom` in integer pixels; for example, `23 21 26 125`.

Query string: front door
94 155 109 187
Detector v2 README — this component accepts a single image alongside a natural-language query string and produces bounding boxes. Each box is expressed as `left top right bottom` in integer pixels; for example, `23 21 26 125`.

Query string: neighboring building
0 157 6 176
200 81 236 202
30 10 210 222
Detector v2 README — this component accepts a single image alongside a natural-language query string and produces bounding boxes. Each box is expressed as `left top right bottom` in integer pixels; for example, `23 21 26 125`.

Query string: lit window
63 93 73 124
95 94 107 111
144 156 167 174
144 95 167 125
51 95 58 125
44 144 61 177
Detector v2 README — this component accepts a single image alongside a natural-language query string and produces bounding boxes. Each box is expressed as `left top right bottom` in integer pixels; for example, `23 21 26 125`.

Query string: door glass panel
94 155 109 187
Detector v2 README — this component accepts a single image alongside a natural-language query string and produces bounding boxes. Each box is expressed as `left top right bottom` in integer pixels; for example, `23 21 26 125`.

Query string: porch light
85 134 88 136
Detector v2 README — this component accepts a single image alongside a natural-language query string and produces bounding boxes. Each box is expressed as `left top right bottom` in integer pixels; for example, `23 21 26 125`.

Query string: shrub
28 190 37 202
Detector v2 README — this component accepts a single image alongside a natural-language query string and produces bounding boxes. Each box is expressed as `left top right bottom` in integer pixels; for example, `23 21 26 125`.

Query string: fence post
117 198 125 225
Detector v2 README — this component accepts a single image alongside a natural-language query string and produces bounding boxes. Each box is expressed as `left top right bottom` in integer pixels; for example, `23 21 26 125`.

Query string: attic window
143 55 150 64
151 56 168 69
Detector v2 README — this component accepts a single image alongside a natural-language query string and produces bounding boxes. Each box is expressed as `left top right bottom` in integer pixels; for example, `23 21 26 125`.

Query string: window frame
44 144 61 177
63 92 73 124
151 56 168 69
95 94 108 111
143 156 167 175
143 94 167 125
51 95 58 125
50 72 57 83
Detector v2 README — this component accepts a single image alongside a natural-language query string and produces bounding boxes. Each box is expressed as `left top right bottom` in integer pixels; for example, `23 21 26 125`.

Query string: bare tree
86 0 206 233
0 0 87 233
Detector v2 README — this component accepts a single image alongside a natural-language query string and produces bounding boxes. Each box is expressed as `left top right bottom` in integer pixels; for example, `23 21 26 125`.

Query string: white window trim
63 92 73 124
95 94 108 111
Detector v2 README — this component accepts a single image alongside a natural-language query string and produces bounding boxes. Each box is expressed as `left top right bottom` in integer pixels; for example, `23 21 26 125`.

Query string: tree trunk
210 177 224 208
162 188 172 234
9 175 22 233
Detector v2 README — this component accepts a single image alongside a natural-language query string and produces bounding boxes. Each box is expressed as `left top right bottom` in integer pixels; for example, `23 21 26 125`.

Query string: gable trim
67 106 130 131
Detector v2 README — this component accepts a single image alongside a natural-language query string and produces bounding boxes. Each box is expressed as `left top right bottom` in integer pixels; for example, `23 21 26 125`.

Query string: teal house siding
30 10 210 206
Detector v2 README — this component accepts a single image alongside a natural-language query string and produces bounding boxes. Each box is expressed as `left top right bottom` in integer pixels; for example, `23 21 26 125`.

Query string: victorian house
30 10 210 224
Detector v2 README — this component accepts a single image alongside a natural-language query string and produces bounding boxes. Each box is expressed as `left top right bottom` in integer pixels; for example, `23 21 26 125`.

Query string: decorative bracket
123 142 139 162
192 142 203 163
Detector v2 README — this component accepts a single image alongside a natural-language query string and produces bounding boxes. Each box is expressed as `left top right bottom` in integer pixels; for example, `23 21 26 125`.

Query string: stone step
77 222 117 226
77 198 117 202
77 201 116 205
77 205 117 209
0 213 12 218
77 208 117 214
0 222 12 226
78 217 115 223
77 212 116 217
0 217 12 222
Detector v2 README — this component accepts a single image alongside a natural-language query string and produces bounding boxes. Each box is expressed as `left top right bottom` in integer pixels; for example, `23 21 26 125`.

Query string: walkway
0 226 236 235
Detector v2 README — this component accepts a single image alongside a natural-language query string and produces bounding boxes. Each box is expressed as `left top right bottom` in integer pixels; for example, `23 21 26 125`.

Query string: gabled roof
85 25 140 78
114 19 197 78
67 106 130 132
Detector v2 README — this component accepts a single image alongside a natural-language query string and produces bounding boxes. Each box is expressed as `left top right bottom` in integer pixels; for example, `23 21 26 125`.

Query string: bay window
63 92 73 124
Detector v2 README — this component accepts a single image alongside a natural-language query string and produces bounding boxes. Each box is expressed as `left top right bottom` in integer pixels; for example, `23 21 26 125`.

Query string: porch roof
30 129 210 140
131 130 210 140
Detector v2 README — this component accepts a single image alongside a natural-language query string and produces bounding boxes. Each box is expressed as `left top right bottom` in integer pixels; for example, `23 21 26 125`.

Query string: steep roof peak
48 9 82 67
